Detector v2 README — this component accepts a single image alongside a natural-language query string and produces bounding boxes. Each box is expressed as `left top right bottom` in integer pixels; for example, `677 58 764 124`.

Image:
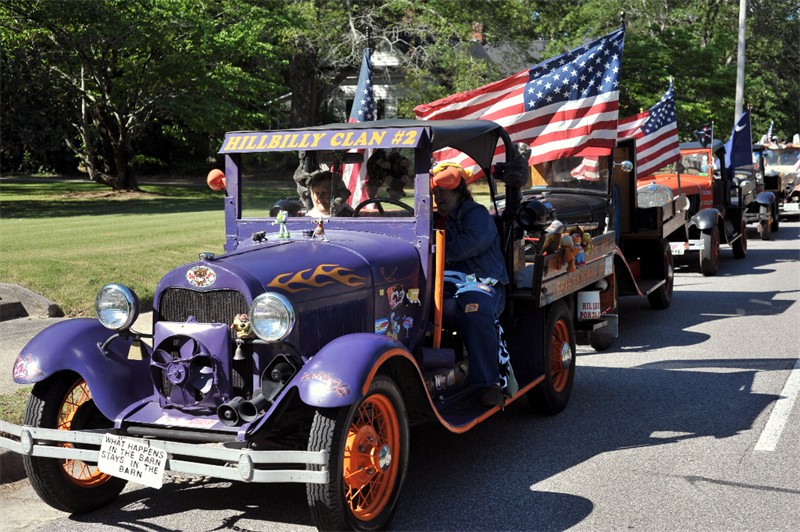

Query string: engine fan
150 335 220 408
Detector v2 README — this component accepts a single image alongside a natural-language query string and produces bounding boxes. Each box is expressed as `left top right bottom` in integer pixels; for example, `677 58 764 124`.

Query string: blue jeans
445 275 506 388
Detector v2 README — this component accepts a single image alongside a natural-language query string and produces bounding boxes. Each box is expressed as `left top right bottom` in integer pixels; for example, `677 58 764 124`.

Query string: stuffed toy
561 234 576 272
582 232 593 257
572 233 585 267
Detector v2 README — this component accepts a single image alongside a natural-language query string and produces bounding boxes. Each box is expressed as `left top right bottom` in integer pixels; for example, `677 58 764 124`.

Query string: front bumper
669 240 705 255
0 420 328 484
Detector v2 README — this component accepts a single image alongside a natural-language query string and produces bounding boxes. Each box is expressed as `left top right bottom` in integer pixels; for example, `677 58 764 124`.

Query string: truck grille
298 299 370 355
158 288 248 324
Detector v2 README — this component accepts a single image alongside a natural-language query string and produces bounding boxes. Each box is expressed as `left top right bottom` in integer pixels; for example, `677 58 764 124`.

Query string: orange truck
638 139 763 275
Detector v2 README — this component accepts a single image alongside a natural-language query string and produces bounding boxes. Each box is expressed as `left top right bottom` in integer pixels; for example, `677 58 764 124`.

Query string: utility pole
734 0 747 121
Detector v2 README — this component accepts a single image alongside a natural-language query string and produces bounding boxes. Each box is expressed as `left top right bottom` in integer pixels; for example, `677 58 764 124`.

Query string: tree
532 0 799 140
281 0 547 126
1 0 293 190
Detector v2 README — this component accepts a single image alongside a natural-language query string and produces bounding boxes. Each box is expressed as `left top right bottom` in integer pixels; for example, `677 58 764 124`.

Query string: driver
305 171 353 218
431 162 511 407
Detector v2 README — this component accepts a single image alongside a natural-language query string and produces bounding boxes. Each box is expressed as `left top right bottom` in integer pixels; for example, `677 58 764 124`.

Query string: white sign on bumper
98 434 167 488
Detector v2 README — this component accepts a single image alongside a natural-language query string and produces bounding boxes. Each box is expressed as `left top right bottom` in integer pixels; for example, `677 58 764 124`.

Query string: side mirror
614 160 633 173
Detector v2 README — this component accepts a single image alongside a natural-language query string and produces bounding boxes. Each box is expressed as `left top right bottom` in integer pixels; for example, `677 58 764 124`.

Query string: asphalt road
2 220 799 531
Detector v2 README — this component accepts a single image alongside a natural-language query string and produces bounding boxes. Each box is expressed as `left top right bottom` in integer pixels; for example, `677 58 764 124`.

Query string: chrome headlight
249 293 295 342
637 183 674 208
96 284 140 330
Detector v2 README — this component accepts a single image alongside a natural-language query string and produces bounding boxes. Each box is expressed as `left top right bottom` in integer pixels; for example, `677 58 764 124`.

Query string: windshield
529 156 610 193
239 147 417 219
656 151 711 176
763 148 800 168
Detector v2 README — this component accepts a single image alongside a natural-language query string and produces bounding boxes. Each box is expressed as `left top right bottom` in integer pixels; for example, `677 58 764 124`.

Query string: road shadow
606 286 797 352
65 478 315 530
674 244 799 277
57 357 787 531
390 359 785 530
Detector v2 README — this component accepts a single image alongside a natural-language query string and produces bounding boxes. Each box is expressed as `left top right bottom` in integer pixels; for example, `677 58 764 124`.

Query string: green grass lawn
1 178 295 315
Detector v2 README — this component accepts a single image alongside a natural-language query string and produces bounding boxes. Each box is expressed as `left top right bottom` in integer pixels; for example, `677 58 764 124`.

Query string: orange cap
431 162 470 190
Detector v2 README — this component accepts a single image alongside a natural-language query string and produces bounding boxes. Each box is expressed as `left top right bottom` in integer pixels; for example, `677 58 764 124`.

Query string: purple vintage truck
1 119 643 530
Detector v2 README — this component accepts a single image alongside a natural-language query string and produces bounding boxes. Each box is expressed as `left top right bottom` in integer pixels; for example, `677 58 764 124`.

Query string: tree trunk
289 47 320 128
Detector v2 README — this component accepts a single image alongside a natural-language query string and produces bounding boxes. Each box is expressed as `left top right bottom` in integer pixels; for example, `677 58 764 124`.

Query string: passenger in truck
305 171 353 218
431 162 512 406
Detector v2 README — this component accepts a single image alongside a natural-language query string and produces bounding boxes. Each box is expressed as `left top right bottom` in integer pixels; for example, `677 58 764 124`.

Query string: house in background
332 23 547 121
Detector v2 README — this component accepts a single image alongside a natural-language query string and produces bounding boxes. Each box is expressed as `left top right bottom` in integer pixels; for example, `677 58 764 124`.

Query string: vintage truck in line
637 139 772 274
755 136 800 220
2 118 669 530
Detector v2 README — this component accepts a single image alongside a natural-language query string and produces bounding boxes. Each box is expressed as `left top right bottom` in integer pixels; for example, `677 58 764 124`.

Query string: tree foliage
1 0 797 185
1 0 292 189
537 0 799 140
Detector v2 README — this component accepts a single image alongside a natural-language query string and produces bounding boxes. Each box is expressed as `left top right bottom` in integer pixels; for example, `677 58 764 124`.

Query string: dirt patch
53 190 159 200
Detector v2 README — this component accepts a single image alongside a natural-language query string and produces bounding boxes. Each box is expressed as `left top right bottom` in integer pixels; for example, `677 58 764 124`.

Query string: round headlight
249 293 295 342
96 284 140 330
637 183 674 208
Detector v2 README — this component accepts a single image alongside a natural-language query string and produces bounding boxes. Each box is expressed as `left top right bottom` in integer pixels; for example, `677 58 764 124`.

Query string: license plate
98 434 167 488
784 203 800 212
669 243 685 255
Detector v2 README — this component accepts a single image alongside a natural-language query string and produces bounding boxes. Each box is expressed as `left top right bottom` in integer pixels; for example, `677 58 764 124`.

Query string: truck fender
755 190 776 207
294 333 417 408
690 208 721 231
12 318 153 420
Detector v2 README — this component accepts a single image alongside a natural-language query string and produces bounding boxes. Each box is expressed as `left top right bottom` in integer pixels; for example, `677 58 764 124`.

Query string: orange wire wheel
56 378 113 487
23 372 127 513
308 375 409 531
528 300 576 415
549 318 572 393
342 393 401 520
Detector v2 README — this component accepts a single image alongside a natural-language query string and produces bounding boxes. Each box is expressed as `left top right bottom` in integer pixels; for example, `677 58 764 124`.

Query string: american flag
571 156 600 180
415 28 625 176
617 82 680 178
617 111 649 141
341 48 375 207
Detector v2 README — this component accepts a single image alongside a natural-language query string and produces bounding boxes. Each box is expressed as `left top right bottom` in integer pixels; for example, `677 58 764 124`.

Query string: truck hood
542 192 608 227
155 230 421 305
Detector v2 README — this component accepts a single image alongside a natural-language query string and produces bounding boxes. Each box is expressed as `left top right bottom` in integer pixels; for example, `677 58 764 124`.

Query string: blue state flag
724 110 752 171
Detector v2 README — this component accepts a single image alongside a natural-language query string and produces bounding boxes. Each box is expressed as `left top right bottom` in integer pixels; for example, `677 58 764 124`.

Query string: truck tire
700 228 719 276
759 206 772 240
22 372 126 513
528 300 576 415
589 331 615 352
307 376 409 531
771 214 780 232
732 217 748 258
646 239 674 310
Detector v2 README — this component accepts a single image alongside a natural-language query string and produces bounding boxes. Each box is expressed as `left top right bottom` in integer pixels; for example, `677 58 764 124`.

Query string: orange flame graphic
267 264 367 293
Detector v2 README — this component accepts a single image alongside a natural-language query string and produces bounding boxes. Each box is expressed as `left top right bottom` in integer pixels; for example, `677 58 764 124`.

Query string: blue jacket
436 199 509 284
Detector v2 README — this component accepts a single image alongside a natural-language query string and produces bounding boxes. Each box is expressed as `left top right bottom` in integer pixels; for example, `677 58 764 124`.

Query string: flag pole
734 0 747 121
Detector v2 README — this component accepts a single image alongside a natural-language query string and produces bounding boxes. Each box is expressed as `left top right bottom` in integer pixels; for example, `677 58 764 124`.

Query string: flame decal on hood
267 263 367 293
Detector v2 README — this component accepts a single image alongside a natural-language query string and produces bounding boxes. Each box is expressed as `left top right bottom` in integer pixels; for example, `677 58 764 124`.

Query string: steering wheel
684 167 700 175
352 198 414 217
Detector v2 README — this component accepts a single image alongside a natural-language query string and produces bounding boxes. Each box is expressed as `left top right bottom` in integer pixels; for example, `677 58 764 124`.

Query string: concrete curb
0 284 63 319
0 449 25 484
